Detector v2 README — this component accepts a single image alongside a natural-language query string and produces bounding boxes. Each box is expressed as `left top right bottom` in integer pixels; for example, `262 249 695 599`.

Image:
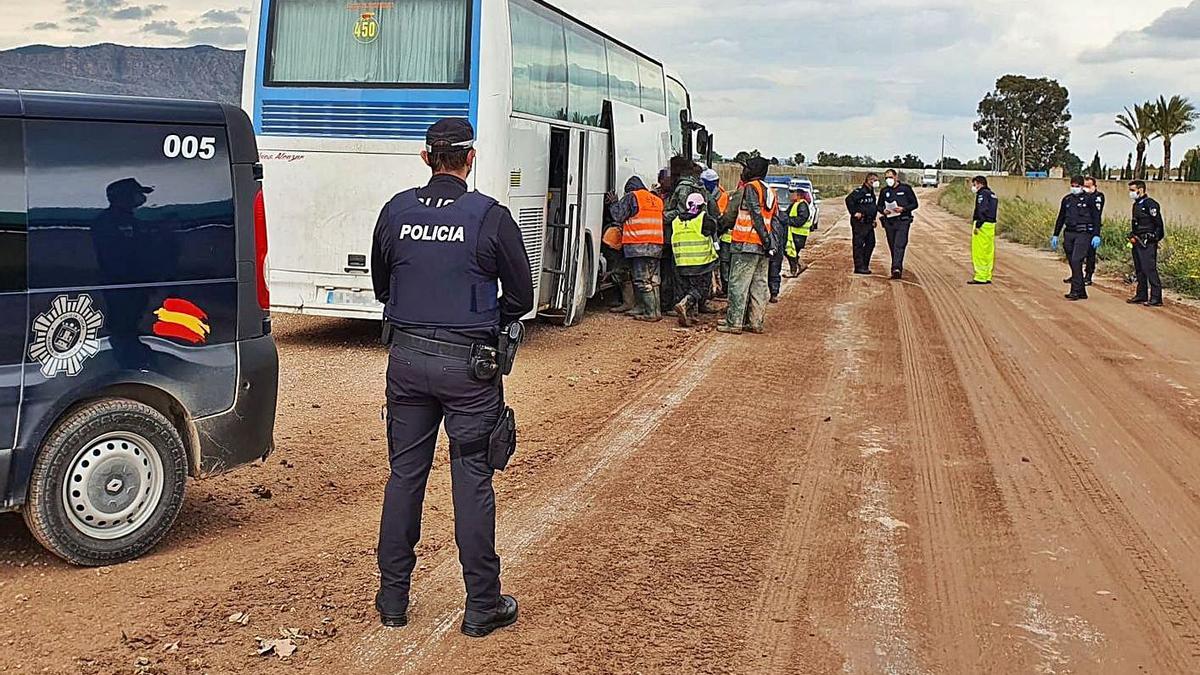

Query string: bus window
267 0 470 86
606 41 641 109
510 0 567 120
666 77 688 155
0 119 25 293
565 21 608 126
638 57 666 116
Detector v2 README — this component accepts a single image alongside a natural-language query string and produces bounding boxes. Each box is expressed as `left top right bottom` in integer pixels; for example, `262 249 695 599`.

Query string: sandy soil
2 193 1199 674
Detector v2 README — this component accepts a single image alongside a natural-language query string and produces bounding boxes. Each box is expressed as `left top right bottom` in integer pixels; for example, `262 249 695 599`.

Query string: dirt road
2 193 1199 674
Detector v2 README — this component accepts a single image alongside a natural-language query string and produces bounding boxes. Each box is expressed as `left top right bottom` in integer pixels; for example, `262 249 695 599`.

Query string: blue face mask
702 180 719 193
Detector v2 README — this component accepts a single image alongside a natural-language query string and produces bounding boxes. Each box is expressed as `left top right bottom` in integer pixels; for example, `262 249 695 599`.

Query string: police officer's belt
391 331 474 361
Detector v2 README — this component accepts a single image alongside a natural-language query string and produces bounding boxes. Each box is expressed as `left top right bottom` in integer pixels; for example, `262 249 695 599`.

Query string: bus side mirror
696 129 712 165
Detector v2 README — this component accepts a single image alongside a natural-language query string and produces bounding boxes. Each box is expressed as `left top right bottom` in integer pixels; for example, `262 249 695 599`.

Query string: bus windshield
267 0 471 87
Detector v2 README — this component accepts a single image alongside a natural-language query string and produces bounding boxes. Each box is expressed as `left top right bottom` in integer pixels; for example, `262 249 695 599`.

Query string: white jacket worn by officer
369 118 533 638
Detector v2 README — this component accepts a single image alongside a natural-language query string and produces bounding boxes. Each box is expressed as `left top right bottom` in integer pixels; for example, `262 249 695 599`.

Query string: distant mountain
0 43 244 105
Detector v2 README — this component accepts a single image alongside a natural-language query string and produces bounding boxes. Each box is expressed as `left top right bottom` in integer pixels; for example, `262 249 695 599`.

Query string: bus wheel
563 247 592 328
23 398 189 566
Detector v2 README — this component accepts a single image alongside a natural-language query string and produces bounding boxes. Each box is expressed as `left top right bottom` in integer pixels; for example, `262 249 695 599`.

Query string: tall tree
1100 103 1156 179
1149 95 1198 181
1088 151 1102 178
1123 153 1133 180
974 75 1071 175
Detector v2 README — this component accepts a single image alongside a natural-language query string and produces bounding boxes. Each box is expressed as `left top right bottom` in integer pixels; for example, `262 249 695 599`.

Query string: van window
0 119 25 293
24 121 236 289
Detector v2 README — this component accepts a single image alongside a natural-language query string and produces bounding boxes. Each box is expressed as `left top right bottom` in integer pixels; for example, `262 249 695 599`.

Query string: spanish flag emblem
153 298 211 345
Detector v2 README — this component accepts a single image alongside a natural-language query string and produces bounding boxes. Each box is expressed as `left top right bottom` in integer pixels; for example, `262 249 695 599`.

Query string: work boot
375 590 408 628
609 281 635 313
890 269 903 280
698 300 718 315
1145 299 1164 307
461 595 519 638
788 261 800 277
746 325 766 334
627 287 648 317
1064 293 1086 301
1126 295 1148 304
716 324 742 335
674 296 692 327
634 290 661 322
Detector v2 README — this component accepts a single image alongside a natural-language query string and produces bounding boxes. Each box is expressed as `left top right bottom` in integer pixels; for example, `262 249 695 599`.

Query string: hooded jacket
608 176 662 258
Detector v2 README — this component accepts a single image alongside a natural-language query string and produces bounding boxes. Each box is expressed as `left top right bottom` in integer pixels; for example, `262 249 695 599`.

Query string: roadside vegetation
940 180 1200 298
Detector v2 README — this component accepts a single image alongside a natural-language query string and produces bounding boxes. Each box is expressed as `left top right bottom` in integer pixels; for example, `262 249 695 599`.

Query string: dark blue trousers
378 342 503 621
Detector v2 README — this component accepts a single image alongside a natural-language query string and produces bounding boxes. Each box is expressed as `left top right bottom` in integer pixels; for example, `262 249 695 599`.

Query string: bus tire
23 398 189 566
563 246 592 327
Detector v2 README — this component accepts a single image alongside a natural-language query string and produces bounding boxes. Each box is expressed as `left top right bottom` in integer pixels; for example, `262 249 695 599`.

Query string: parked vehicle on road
0 90 278 565
921 169 939 187
765 176 821 226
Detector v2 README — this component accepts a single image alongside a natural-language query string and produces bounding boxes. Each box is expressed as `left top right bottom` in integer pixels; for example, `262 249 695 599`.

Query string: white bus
242 0 714 326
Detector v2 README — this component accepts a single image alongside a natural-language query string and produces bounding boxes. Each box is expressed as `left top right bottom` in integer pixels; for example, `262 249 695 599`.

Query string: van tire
23 398 189 566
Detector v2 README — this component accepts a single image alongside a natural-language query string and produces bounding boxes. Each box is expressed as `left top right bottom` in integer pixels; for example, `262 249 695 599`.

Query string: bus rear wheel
23 398 189 566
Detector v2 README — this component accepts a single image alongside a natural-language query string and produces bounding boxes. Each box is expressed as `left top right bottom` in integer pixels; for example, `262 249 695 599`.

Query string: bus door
542 127 588 326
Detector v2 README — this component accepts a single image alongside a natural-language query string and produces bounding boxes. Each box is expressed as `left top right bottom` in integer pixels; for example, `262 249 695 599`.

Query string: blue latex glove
1050 235 1059 251
1091 236 1102 249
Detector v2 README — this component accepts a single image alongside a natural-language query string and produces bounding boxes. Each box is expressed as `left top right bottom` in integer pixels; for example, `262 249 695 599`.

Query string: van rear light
254 189 270 311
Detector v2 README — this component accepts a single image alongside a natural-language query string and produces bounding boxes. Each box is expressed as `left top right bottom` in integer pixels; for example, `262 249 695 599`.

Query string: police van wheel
23 398 189 566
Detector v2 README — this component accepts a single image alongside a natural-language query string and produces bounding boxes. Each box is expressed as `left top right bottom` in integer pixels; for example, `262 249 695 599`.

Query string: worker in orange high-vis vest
719 158 776 334
608 175 666 321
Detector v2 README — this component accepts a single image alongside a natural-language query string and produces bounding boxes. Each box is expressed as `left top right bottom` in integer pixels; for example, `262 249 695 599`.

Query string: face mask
871 181 881 190
1070 186 1083 195
1129 190 1139 200
1084 186 1096 194
971 185 980 193
885 177 896 187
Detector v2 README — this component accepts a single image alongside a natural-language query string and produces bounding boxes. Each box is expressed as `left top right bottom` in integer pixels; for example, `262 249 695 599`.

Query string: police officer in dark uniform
370 118 534 637
876 169 919 279
845 172 880 274
1063 176 1106 286
1052 175 1102 301
1126 179 1166 307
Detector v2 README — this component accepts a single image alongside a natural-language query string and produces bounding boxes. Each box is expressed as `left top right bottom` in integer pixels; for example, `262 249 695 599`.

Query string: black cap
425 117 474 152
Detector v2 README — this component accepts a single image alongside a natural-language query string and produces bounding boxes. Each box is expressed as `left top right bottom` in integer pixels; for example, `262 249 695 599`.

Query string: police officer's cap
425 118 475 153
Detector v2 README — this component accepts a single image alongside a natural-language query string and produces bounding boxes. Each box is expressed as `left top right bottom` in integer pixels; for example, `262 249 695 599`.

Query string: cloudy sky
3 0 1200 169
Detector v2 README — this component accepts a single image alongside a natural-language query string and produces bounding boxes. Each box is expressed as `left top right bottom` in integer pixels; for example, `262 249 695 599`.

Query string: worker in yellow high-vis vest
670 192 719 326
777 187 814 277
969 175 998 285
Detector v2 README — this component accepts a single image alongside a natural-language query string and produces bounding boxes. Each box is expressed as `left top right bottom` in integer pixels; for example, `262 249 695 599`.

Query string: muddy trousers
851 222 876 272
378 343 503 622
971 222 995 282
718 241 733 294
1064 231 1091 297
882 220 911 273
1132 240 1163 303
678 269 713 307
629 256 661 294
726 251 770 330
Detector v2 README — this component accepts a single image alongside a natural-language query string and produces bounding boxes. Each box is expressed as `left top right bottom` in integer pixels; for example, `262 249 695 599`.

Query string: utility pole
939 134 945 181
1020 124 1028 177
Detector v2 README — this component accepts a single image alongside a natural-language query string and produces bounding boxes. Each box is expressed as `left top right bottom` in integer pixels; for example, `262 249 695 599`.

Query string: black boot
461 595 519 638
375 590 408 628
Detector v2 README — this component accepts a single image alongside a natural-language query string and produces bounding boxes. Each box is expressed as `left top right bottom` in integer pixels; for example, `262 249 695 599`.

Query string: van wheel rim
62 432 165 540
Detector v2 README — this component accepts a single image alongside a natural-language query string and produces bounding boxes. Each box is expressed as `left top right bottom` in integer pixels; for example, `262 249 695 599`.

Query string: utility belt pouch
487 406 518 471
469 344 501 382
497 321 526 376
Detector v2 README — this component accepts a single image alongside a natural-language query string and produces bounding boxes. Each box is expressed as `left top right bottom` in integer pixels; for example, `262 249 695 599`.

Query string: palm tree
1101 103 1156 179
1149 95 1198 181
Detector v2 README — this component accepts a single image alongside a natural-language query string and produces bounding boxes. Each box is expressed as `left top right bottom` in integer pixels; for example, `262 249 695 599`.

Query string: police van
0 90 278 565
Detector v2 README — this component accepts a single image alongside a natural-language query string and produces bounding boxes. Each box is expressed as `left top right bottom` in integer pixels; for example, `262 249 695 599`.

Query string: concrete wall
983 176 1200 228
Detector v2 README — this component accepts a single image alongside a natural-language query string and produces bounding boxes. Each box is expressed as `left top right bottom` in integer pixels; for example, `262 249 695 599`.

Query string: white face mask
1070 186 1083 195
871 180 881 190
971 185 980 193
885 177 896 187
1084 186 1096 194
1129 190 1139 200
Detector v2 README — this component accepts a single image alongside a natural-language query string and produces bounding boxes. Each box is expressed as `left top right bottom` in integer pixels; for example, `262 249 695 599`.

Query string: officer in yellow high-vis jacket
778 188 814 277
671 192 719 326
969 175 998 285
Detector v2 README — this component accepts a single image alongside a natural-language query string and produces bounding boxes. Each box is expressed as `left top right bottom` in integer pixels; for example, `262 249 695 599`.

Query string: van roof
0 89 227 125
